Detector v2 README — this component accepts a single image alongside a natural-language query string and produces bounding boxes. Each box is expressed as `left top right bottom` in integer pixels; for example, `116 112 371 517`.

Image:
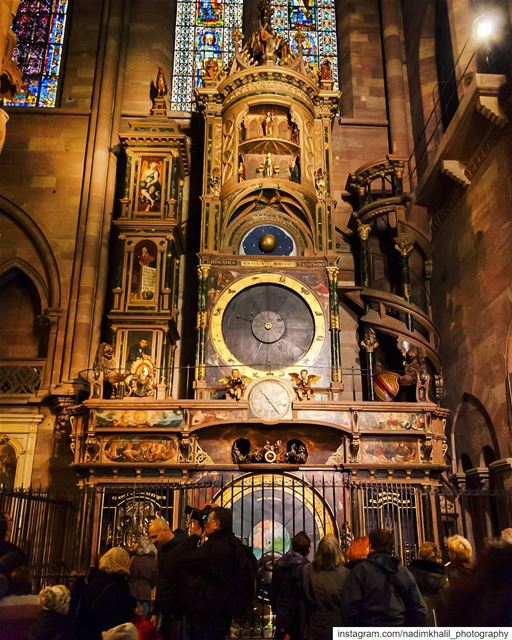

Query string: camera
184 504 212 525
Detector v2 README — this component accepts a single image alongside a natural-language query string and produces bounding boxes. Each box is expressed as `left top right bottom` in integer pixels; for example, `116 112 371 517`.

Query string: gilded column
195 264 210 381
357 223 372 288
395 239 414 330
360 327 379 401
326 266 342 385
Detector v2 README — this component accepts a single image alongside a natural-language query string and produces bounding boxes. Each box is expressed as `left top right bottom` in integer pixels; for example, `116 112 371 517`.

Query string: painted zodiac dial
210 273 326 378
248 379 293 422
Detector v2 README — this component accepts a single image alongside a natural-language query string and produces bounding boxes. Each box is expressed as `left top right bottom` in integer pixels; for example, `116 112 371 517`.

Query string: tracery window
271 0 338 86
4 0 69 108
171 0 243 111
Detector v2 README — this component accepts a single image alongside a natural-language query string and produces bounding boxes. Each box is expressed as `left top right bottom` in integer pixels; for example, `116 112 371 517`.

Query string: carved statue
237 156 246 182
91 342 126 400
399 345 432 402
289 155 301 183
125 357 157 398
220 368 250 400
156 67 168 96
262 152 275 177
232 438 308 464
315 168 327 196
262 111 274 137
208 167 221 196
289 369 320 401
320 58 333 81
288 113 300 144
239 116 247 141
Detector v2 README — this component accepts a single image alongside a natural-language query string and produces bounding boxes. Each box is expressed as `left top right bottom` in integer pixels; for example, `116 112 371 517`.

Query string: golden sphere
259 233 277 253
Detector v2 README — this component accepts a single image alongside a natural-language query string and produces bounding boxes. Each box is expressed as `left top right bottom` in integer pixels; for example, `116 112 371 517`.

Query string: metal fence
1 475 510 633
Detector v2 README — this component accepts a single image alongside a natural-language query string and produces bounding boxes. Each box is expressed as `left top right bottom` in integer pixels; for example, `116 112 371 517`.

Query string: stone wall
430 126 512 464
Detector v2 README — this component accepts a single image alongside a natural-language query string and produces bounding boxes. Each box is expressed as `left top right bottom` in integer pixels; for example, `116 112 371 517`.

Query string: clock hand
259 389 283 415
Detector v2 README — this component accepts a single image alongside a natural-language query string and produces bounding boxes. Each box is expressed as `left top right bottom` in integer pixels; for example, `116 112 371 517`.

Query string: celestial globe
258 233 277 253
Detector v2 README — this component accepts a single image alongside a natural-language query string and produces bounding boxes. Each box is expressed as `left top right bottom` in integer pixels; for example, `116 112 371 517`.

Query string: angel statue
220 368 251 401
289 369 320 401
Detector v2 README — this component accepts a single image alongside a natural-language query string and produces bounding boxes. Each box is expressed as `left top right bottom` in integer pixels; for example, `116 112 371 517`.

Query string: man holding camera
176 505 239 640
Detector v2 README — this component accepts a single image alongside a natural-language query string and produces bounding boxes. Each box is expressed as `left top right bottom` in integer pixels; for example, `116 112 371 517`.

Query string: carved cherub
219 368 251 401
289 369 320 401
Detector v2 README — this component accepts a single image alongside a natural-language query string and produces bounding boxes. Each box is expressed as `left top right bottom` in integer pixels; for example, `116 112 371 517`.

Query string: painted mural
102 436 179 463
358 412 425 431
95 409 184 428
361 440 418 464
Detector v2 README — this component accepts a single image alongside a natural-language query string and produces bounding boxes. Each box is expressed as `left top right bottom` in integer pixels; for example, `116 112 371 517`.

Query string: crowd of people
0 508 512 640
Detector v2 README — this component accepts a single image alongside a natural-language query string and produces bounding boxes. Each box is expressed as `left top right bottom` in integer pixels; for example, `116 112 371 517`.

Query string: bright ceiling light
473 14 498 41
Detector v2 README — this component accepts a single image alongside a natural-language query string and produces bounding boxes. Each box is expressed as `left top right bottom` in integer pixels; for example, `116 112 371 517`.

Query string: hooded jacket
270 550 309 640
341 551 427 627
408 559 448 625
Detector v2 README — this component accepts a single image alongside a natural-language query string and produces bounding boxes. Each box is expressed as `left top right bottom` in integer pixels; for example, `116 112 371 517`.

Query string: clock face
210 273 326 378
222 283 314 369
248 379 293 422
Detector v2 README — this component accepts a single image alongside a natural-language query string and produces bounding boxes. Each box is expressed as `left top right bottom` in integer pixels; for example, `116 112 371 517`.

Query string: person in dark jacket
76 546 136 640
175 506 239 640
149 517 188 640
128 536 157 618
341 528 427 627
270 530 311 640
29 584 73 640
302 534 349 640
408 542 447 625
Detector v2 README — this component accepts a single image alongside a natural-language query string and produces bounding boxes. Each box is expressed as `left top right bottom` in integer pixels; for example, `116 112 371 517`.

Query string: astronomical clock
192 1 342 411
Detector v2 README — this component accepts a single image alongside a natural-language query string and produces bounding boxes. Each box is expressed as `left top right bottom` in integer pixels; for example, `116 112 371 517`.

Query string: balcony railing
0 360 45 395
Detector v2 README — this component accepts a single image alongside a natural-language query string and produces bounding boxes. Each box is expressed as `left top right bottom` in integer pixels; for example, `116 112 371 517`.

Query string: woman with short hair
445 535 473 584
301 534 349 640
76 547 136 640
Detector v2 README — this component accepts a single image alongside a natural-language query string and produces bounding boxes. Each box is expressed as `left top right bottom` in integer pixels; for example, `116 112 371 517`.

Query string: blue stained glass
171 0 243 111
3 0 69 108
272 0 339 87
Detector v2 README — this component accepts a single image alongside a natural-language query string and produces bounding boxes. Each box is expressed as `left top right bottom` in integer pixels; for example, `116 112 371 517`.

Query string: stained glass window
272 0 338 86
3 0 69 108
171 0 243 111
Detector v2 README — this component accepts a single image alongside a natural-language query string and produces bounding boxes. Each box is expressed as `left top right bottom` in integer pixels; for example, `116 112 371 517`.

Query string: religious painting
124 330 154 369
191 408 242 427
130 240 158 305
358 412 425 431
102 436 179 463
95 409 184 429
361 439 418 464
5 0 69 108
0 440 17 491
171 0 243 110
197 0 223 25
137 158 163 213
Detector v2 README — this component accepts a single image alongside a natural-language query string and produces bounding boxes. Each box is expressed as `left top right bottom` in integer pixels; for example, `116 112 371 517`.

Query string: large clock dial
222 284 314 368
210 273 326 378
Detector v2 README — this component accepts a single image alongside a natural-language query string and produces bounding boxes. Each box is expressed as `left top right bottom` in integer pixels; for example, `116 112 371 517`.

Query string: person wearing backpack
176 505 252 640
341 529 427 627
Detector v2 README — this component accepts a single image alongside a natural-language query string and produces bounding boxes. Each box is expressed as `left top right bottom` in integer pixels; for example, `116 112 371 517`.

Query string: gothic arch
0 258 49 309
0 195 61 308
451 393 500 473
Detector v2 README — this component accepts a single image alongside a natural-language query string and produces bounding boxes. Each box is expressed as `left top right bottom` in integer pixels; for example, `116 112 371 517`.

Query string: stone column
65 0 128 380
380 0 409 156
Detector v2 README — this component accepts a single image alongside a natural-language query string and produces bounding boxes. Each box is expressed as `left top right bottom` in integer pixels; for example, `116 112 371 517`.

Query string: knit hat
39 584 71 615
102 622 138 640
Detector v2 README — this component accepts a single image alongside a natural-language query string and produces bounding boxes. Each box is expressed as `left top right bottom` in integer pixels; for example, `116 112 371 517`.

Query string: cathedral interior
0 0 511 581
